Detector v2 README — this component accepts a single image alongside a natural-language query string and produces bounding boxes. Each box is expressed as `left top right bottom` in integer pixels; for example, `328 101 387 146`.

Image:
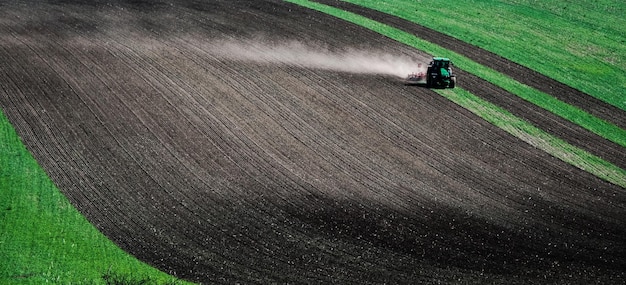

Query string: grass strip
285 0 626 149
0 110 192 284
285 0 626 187
438 88 626 189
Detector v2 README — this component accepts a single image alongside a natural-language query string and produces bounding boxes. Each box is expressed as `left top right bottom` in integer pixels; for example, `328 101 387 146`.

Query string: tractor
427 57 456 88
406 57 456 88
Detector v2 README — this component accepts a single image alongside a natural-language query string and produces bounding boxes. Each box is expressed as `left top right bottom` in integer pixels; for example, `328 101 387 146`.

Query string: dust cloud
208 39 420 78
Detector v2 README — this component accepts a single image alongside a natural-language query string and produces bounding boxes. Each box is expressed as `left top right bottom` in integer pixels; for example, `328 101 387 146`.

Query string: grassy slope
0 111 190 284
344 0 626 111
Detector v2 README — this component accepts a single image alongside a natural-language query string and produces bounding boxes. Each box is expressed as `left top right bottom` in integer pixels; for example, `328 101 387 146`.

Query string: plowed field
1 0 625 283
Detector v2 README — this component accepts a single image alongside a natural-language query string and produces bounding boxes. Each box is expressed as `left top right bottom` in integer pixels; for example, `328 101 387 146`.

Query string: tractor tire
449 76 456 88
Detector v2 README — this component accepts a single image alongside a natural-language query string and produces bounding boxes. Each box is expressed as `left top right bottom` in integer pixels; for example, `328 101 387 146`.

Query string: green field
1 0 625 283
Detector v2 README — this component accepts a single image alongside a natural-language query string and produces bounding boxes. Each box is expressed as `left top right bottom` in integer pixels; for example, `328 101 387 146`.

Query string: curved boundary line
285 0 626 189
0 112 191 283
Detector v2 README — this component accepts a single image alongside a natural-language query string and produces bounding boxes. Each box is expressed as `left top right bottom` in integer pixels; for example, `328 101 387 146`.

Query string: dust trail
208 39 420 78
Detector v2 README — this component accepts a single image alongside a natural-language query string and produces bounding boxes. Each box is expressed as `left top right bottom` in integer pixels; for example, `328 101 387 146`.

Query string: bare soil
1 0 625 284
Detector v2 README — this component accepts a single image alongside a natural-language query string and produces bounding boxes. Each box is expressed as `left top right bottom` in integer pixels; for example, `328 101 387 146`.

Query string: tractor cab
430 57 450 69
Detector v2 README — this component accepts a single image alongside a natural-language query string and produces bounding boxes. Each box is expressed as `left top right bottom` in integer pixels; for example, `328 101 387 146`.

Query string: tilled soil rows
1 0 625 284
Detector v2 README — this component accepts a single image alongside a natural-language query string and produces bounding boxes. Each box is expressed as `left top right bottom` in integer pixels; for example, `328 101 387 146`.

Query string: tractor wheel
449 76 456 88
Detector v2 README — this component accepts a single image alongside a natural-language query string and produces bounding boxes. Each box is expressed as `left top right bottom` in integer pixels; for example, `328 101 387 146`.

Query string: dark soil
1 0 625 284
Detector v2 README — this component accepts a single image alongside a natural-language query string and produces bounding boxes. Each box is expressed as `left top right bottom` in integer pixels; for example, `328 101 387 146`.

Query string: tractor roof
432 57 451 62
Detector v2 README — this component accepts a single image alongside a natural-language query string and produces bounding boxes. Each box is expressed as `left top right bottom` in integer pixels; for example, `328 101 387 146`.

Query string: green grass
343 0 626 111
0 111 192 284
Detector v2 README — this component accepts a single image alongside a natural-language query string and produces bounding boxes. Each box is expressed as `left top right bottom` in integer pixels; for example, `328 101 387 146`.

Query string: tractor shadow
403 81 451 89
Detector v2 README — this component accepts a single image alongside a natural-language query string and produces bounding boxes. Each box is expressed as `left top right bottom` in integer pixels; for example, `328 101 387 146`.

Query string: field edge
0 109 193 285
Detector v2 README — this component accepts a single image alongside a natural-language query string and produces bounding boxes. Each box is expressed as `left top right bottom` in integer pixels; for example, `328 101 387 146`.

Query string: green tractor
406 57 456 88
426 57 456 88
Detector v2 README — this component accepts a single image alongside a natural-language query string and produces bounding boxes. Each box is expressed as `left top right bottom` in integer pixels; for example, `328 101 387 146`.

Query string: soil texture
1 0 625 283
